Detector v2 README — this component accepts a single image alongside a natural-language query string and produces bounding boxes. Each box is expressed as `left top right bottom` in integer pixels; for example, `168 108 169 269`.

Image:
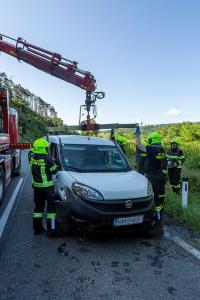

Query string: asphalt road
0 151 200 300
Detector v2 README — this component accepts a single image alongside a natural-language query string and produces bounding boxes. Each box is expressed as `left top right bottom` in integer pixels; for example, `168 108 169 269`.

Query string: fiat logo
125 200 132 209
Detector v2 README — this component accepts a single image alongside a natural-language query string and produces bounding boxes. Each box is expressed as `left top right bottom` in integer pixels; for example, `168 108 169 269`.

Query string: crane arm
0 34 96 92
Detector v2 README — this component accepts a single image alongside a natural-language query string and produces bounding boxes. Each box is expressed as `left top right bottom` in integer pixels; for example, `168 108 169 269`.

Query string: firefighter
116 132 126 154
28 138 58 237
166 139 185 194
135 129 167 223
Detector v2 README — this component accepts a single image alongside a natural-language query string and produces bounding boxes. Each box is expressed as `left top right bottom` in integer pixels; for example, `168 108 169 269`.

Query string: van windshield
61 144 130 172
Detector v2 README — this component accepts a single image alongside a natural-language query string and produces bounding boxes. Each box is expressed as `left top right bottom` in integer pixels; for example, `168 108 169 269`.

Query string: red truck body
0 88 31 203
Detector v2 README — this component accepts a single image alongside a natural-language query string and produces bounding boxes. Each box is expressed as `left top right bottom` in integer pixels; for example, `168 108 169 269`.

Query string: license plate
113 215 144 227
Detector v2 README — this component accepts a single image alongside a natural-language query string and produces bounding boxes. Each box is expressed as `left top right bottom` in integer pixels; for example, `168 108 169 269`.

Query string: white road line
0 178 24 239
171 236 200 260
163 225 200 260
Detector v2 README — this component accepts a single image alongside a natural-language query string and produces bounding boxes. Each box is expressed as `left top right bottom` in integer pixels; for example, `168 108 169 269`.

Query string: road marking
163 225 200 260
0 178 24 240
171 236 200 260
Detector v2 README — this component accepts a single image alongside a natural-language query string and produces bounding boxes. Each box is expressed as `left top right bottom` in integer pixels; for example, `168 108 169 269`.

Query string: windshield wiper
66 166 81 172
81 168 130 173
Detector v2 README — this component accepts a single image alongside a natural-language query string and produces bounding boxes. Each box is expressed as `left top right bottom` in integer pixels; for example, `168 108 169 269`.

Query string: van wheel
59 217 76 236
56 204 76 236
0 167 5 205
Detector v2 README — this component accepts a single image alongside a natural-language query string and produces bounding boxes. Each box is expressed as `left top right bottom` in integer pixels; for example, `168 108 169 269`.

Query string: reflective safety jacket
166 148 185 169
29 152 58 188
145 144 167 173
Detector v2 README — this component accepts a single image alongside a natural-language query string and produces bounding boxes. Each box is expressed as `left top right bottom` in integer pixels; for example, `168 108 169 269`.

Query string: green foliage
123 122 200 233
165 183 200 233
17 108 63 142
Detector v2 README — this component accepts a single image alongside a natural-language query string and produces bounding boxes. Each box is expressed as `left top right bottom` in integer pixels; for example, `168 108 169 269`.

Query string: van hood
68 170 148 200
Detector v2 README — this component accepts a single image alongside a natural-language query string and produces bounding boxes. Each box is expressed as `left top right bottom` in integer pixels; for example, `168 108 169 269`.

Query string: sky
1 0 200 125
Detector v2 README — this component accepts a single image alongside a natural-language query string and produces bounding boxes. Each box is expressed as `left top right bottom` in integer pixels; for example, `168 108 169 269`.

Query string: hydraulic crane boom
0 34 105 127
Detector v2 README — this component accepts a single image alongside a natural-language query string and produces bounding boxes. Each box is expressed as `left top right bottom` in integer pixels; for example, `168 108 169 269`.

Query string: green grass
165 184 200 232
165 165 200 232
126 154 200 233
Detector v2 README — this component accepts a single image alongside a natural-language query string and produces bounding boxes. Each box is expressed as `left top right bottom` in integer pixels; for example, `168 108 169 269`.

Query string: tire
56 203 76 236
0 167 5 205
58 217 76 236
12 156 21 176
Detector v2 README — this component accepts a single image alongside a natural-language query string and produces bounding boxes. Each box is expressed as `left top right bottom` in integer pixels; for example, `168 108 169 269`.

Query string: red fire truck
0 87 31 203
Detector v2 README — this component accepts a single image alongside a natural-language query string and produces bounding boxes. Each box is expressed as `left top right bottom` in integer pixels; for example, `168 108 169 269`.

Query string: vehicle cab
48 135 155 232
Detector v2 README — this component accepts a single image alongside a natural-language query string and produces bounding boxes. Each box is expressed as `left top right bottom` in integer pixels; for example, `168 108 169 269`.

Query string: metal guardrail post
181 177 188 208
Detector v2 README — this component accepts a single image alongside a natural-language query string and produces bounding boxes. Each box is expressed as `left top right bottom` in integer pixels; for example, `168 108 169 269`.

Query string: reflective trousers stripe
47 213 56 230
47 213 56 219
33 212 43 218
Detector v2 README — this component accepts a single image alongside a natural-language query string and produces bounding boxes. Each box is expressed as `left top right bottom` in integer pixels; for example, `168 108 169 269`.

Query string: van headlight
72 182 104 201
147 180 153 196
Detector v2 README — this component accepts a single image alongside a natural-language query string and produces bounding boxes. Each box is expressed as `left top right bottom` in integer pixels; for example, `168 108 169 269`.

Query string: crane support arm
0 34 96 92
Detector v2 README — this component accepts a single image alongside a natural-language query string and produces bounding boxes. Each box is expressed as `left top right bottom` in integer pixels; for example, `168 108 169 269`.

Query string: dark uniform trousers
33 186 57 233
147 170 165 219
168 168 181 193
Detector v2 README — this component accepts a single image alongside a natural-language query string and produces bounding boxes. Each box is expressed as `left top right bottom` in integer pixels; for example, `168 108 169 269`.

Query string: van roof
48 135 115 146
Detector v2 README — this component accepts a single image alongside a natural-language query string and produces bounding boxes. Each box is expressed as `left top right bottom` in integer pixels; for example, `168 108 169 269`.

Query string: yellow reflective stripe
50 164 57 172
155 205 162 212
47 213 56 219
32 180 53 188
33 212 43 218
159 194 165 198
173 184 180 188
41 166 48 184
167 155 184 160
156 153 166 159
167 154 177 159
29 157 34 169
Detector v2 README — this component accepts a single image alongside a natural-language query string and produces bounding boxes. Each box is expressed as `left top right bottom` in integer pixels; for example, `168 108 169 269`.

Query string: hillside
0 72 63 142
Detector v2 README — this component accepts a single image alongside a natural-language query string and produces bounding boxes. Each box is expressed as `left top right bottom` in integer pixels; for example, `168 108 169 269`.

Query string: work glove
135 127 141 137
168 161 173 167
162 170 168 183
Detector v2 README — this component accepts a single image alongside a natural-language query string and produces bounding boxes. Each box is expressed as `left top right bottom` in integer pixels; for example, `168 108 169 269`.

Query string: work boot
46 230 57 238
34 228 45 235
